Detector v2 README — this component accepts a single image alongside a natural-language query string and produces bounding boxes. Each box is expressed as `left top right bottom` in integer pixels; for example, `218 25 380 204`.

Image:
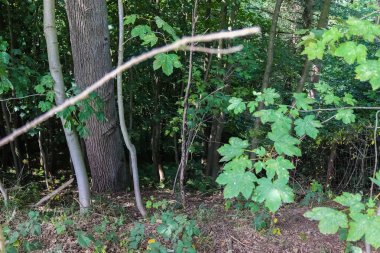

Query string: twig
0 27 260 148
32 178 74 207
0 94 45 102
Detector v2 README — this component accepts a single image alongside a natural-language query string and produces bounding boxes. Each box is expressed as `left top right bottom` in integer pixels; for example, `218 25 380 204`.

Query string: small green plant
3 211 42 253
146 197 169 212
300 180 326 207
126 222 145 251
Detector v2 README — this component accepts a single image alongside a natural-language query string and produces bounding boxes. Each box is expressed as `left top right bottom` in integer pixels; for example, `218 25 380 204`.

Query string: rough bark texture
44 0 91 209
250 0 283 155
65 0 127 192
206 113 225 179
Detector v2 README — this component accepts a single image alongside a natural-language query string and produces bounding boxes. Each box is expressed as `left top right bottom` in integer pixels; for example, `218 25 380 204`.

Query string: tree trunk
250 0 284 156
1 101 21 176
152 76 165 182
43 0 90 210
207 113 225 179
65 0 127 192
116 0 146 217
325 142 337 189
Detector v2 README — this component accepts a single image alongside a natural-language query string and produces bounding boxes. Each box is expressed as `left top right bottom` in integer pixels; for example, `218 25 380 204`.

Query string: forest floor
3 187 376 252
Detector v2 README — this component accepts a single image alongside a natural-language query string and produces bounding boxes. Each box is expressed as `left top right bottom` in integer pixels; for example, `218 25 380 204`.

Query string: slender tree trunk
116 0 146 217
1 101 21 175
177 0 198 207
250 0 284 156
151 76 165 182
325 142 337 189
38 130 50 189
43 0 90 210
65 0 128 192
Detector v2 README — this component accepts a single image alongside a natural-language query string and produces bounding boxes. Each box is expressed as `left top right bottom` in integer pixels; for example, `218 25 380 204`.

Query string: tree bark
65 0 127 192
43 0 90 210
250 0 284 155
116 0 146 217
207 113 225 179
325 142 337 189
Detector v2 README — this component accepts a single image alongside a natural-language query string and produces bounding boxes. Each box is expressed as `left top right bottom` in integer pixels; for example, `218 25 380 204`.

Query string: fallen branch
0 27 260 148
33 178 74 207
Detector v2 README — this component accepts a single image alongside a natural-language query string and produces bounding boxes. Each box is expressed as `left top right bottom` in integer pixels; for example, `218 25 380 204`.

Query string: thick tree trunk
65 0 127 192
250 0 283 156
43 0 91 209
207 113 225 179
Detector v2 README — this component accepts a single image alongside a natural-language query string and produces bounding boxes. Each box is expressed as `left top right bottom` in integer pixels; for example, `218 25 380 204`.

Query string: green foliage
301 17 380 90
294 115 322 139
305 182 380 249
127 222 145 250
217 137 249 162
300 180 325 207
3 211 42 253
216 167 257 199
153 53 182 76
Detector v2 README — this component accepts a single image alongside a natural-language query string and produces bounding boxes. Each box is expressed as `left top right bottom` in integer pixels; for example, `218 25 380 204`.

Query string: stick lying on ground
0 27 260 148
33 178 74 207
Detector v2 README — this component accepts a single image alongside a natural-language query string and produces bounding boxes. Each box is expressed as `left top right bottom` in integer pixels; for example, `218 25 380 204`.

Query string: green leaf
347 213 380 249
38 101 53 112
302 40 325 60
255 178 294 212
293 93 314 110
314 82 331 93
265 157 294 180
0 51 10 64
321 27 343 44
247 101 258 113
334 193 365 214
124 14 137 25
335 109 356 124
223 156 252 171
253 147 266 157
355 60 380 90
153 53 182 76
324 93 341 105
131 25 152 39
304 207 348 234
141 33 158 46
343 93 357 106
216 167 257 199
254 161 265 174
258 88 280 106
370 170 380 187
154 16 178 40
218 137 249 162
294 115 322 139
334 42 367 65
268 131 301 157
227 97 246 114
75 231 93 248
